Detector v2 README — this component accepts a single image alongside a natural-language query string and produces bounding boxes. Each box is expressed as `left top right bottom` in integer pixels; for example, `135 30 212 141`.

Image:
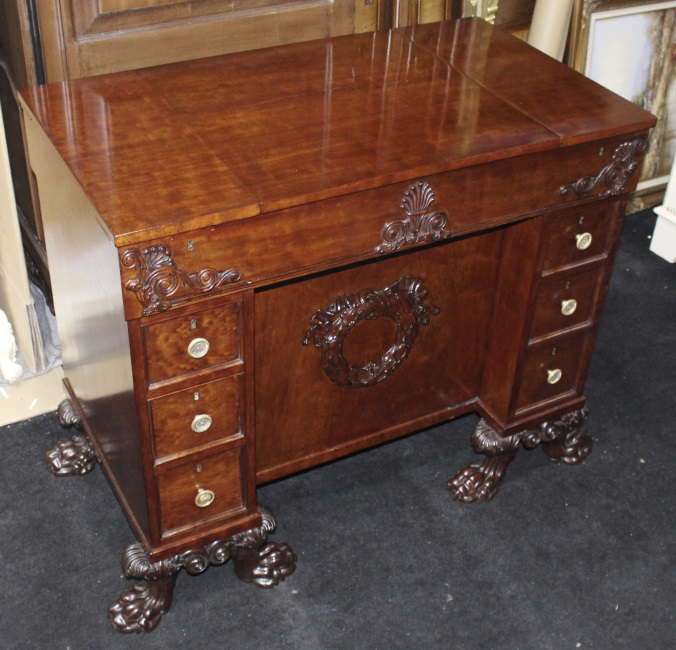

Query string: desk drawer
529 268 602 341
541 203 615 272
514 335 586 412
150 374 243 459
119 138 637 321
143 300 241 386
156 446 245 533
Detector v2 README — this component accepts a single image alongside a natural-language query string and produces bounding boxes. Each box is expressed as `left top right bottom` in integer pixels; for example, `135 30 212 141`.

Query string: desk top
20 19 654 246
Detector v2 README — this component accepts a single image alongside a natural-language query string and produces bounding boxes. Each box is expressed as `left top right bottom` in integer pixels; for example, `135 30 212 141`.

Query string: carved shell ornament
121 245 241 316
376 181 451 253
560 137 648 197
303 275 439 388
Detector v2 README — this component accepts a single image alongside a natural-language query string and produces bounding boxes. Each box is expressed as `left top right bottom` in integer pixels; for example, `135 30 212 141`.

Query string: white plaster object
528 0 575 61
651 155 676 263
0 308 23 383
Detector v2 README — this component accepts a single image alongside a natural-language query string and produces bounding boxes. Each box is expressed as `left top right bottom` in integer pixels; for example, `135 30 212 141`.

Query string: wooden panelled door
34 0 383 82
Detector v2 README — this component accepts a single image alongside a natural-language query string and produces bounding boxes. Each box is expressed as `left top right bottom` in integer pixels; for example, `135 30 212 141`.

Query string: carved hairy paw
108 581 172 634
542 429 593 465
45 434 97 476
108 543 181 634
447 455 516 503
234 541 297 588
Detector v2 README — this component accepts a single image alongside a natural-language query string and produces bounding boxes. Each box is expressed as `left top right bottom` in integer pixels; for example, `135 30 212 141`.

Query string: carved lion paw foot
542 429 593 465
447 464 497 503
447 454 515 503
108 582 169 634
45 434 97 476
234 541 297 588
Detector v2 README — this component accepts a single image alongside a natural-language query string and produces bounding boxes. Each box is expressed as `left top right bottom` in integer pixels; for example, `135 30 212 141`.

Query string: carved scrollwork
560 137 648 197
121 245 241 316
448 407 590 503
376 181 451 253
56 398 82 430
303 275 439 388
108 506 295 634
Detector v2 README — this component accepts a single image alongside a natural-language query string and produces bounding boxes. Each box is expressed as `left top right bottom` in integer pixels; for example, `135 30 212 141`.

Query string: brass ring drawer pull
561 299 578 316
191 414 213 433
575 232 592 250
547 368 562 385
187 337 210 359
195 488 215 508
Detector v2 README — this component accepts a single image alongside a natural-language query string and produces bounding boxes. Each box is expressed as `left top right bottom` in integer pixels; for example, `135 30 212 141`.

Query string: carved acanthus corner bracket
303 275 439 388
376 181 451 254
560 137 648 197
121 245 241 316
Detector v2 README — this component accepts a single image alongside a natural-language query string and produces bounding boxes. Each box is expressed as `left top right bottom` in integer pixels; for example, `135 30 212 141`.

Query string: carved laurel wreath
121 245 241 316
376 181 451 253
560 137 648 197
303 275 439 388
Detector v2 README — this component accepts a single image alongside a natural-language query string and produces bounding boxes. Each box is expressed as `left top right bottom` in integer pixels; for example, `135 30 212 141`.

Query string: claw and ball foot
448 408 590 503
108 506 296 633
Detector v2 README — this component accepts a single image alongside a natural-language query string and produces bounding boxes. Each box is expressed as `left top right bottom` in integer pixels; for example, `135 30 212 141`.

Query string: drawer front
157 447 245 533
514 336 586 412
150 374 243 459
529 268 603 340
143 300 241 385
541 203 615 272
120 137 635 321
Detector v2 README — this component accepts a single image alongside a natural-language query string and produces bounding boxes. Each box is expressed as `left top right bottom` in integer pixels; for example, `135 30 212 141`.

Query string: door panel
37 0 380 81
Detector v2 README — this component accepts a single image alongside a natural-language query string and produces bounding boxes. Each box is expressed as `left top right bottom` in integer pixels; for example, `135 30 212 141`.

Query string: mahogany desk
19 19 655 633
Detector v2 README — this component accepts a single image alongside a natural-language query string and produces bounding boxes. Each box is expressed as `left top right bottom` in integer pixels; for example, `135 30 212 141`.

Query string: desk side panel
22 104 149 542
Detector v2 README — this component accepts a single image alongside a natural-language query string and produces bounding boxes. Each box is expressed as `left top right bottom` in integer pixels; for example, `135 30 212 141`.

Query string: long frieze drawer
150 374 243 460
513 336 587 413
540 201 618 273
142 299 241 386
156 446 246 534
118 135 643 320
529 267 603 341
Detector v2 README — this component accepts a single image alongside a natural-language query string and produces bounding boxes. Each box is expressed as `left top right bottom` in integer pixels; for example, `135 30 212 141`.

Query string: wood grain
21 20 655 252
20 20 658 572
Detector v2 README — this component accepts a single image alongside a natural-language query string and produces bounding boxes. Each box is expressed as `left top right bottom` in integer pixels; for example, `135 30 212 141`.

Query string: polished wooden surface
19 20 657 631
255 233 501 480
21 19 654 246
405 20 652 144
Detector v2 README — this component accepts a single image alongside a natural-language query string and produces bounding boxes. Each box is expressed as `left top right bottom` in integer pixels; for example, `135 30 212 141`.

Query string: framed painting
569 1 676 196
